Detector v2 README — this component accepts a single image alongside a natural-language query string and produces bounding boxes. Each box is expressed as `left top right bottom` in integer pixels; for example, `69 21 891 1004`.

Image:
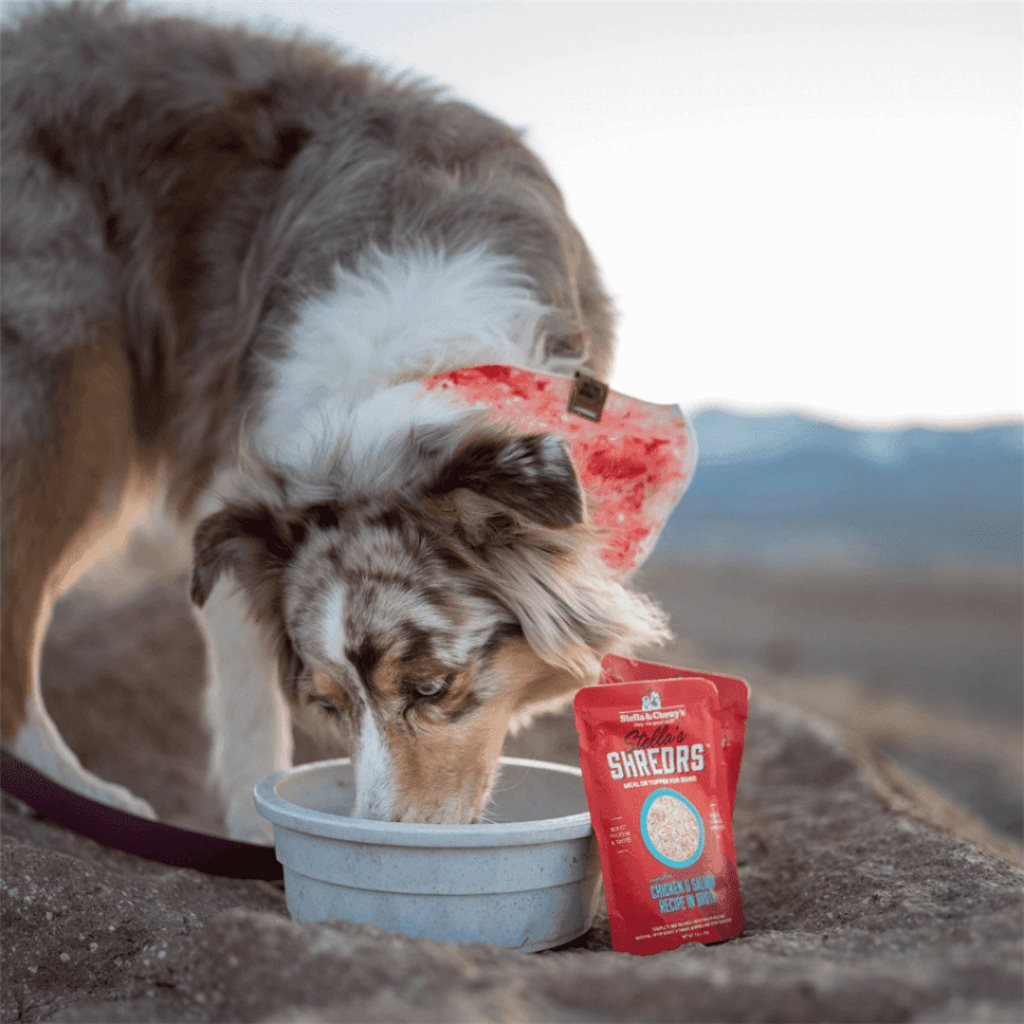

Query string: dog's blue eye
415 679 446 699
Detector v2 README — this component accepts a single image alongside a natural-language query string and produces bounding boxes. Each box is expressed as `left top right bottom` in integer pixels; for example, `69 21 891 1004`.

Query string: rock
2 576 1021 1022
3 696 1022 1023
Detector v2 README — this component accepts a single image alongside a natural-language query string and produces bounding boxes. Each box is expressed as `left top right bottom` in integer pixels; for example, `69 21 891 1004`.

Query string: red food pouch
574 672 745 955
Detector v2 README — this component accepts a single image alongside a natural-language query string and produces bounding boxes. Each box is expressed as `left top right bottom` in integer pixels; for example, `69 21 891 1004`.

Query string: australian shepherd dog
0 2 667 840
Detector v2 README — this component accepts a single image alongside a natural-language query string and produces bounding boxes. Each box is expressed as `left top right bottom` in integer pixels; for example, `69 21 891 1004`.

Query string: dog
0 2 668 840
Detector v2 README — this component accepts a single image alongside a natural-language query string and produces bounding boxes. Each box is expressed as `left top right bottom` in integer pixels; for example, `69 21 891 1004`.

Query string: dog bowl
253 757 601 952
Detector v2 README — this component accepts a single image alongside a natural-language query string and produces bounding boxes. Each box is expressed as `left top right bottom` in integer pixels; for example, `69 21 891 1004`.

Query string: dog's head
190 419 668 823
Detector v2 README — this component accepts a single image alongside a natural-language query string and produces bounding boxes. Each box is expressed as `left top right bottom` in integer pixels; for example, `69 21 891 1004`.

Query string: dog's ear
482 534 671 680
189 502 303 608
423 427 668 678
429 431 584 535
190 501 312 698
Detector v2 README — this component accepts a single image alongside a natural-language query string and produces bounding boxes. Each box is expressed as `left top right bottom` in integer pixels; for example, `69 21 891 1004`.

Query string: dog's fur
1 2 668 838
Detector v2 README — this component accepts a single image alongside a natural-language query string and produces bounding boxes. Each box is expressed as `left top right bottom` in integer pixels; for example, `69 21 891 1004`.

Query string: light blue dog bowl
254 757 601 952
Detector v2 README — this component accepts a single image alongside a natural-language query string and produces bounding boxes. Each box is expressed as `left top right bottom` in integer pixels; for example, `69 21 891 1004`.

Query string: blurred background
27 1 1024 845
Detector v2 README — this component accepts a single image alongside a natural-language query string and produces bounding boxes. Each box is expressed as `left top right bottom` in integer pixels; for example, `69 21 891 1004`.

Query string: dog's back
3 3 613 490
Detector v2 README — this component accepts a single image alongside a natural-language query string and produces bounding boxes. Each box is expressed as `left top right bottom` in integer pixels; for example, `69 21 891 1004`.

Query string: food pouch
573 672 745 955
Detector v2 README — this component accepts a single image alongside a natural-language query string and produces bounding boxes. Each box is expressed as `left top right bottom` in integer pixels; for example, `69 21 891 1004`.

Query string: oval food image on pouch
642 789 704 868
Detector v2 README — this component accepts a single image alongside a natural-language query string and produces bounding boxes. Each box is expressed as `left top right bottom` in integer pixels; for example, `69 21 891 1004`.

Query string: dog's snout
353 797 482 825
393 802 483 825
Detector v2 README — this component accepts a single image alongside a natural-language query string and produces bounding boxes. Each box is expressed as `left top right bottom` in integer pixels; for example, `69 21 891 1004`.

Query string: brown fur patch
1 332 146 738
499 639 583 712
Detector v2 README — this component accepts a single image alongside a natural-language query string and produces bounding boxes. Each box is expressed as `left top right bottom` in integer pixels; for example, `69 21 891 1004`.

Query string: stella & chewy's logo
618 689 685 725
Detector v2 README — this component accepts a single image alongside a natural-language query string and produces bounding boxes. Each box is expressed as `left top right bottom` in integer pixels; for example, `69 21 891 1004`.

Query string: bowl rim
253 756 593 847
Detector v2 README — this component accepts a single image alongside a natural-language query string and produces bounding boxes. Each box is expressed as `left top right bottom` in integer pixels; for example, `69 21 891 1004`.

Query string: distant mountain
690 408 1024 467
652 409 1024 568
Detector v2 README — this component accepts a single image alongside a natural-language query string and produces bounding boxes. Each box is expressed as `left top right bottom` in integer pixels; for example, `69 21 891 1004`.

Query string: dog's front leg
194 574 292 843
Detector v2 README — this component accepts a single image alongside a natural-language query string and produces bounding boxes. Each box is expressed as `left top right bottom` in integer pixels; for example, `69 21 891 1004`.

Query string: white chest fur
254 244 552 475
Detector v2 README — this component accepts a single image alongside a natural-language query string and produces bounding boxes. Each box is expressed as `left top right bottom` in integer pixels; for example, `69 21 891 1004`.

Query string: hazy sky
122 3 1023 425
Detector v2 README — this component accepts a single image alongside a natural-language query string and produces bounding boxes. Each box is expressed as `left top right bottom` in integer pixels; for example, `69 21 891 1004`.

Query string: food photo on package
574 656 750 955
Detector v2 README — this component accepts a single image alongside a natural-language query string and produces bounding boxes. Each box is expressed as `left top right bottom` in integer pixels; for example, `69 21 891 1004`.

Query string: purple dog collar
0 750 282 880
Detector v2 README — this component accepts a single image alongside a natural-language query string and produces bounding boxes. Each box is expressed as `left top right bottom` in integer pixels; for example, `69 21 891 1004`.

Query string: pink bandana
424 365 697 573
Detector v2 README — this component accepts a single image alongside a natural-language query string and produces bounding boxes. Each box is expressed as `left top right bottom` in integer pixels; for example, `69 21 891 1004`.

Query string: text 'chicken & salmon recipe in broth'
574 655 750 955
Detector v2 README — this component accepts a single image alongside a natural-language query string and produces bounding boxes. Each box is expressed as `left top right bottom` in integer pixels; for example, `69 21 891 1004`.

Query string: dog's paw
225 802 273 845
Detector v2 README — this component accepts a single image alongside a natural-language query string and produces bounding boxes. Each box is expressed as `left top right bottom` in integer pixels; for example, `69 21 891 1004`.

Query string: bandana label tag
568 371 609 422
